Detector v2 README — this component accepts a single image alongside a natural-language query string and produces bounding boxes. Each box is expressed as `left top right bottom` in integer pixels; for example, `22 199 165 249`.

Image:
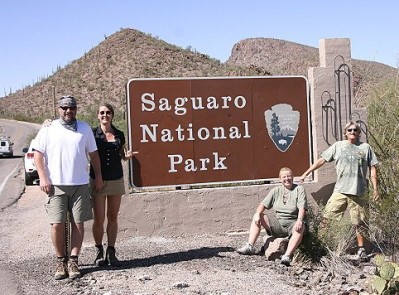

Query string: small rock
88 278 97 285
309 273 322 285
173 282 189 288
362 265 376 275
138 275 151 281
345 285 362 293
299 273 309 281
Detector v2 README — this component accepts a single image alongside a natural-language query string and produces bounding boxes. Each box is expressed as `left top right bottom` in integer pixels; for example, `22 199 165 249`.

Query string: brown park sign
126 76 311 189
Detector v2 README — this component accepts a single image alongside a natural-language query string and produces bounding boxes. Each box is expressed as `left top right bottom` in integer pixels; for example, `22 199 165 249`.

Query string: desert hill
0 28 397 121
0 28 262 122
228 37 398 107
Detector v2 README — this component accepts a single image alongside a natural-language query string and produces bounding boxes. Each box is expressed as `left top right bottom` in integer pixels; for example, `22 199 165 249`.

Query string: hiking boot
105 246 121 267
54 258 68 280
357 247 369 262
281 254 291 266
94 245 106 267
236 243 255 255
68 259 81 279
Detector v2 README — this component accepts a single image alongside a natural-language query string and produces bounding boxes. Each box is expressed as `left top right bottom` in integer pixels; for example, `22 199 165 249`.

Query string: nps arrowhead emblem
264 104 300 152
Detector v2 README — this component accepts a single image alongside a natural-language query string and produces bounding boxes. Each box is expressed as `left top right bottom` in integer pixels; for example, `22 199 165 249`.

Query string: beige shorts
45 185 93 224
90 177 125 197
323 192 367 225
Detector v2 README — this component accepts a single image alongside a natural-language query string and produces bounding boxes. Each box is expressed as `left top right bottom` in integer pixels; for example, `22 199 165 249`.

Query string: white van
22 140 38 185
0 137 14 157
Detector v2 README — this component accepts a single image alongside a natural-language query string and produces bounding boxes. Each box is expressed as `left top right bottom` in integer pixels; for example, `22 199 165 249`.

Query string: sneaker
281 254 291 266
236 243 256 255
105 246 122 267
54 258 68 280
94 245 106 267
357 247 369 262
68 260 81 279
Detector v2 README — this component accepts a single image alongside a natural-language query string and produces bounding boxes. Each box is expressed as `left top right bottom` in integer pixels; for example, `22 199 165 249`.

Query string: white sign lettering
140 121 250 143
139 91 250 176
168 152 228 173
141 92 247 116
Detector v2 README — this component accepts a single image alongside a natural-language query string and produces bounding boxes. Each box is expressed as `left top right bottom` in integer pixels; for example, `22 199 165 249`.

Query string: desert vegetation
292 77 399 294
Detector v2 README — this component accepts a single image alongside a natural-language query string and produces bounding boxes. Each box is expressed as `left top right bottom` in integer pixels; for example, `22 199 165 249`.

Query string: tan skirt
90 177 126 197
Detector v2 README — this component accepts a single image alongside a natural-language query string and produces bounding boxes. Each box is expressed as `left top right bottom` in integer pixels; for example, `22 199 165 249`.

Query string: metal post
65 211 71 258
52 86 56 119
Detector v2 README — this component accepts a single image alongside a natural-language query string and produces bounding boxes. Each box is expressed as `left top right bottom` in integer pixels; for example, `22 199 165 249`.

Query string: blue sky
1 0 398 96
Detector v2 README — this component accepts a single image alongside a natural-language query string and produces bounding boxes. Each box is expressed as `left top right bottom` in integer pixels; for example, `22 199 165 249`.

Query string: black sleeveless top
89 126 125 180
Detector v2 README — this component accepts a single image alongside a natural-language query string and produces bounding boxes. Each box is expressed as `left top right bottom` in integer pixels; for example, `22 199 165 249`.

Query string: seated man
236 167 308 266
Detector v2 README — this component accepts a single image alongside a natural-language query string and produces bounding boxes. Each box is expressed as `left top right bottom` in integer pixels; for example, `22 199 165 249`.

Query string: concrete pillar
304 38 366 204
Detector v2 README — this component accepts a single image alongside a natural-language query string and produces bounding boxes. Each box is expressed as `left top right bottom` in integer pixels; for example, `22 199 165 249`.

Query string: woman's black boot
105 246 121 267
94 244 106 267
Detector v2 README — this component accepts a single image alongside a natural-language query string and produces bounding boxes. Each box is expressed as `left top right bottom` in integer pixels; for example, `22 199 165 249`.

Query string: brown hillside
227 38 398 107
0 30 397 121
0 28 263 121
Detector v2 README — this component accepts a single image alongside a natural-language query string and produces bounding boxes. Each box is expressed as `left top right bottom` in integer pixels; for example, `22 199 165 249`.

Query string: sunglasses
100 111 112 115
347 128 358 132
60 106 76 111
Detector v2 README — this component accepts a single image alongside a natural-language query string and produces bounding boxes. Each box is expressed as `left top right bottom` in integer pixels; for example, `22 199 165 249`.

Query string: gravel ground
0 186 375 295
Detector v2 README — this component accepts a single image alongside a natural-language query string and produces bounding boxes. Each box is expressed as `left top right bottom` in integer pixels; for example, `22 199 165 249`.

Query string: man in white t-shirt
33 95 103 280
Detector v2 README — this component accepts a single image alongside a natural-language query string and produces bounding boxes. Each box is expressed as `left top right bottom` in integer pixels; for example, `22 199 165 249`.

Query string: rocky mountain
0 28 397 122
227 37 398 107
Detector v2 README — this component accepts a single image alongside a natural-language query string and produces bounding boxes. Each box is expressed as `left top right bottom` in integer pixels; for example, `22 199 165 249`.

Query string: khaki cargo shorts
45 185 93 224
323 192 367 225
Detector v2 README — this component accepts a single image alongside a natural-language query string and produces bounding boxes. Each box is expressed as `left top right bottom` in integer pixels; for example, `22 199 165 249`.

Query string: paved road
0 119 40 295
0 119 40 210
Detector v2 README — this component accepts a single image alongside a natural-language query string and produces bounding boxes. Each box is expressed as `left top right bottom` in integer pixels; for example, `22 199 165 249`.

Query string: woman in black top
90 103 136 266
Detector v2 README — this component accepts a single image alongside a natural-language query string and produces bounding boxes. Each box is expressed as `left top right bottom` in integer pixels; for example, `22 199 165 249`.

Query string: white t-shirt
33 119 97 185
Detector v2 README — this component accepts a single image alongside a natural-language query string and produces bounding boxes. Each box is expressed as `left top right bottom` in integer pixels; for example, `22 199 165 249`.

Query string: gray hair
344 121 361 139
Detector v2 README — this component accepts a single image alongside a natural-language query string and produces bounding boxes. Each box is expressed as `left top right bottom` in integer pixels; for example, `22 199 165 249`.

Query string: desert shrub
297 204 355 265
3 113 46 124
296 207 327 263
367 79 399 261
319 216 356 256
370 198 399 259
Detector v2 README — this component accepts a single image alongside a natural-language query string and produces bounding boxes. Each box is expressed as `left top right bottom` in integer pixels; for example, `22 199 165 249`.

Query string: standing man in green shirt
300 121 379 261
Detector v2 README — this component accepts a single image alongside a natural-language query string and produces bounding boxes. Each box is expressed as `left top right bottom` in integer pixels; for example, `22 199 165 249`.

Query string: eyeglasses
60 106 76 111
347 128 358 132
100 111 112 115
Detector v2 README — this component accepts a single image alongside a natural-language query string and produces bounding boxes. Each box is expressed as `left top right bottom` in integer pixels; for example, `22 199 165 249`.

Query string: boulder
263 236 289 260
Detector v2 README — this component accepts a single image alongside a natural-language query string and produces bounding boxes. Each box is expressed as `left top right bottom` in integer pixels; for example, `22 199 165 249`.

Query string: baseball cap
58 95 77 108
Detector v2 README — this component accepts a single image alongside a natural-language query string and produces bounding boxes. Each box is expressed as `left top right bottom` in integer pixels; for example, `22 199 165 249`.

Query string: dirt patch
0 186 375 295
